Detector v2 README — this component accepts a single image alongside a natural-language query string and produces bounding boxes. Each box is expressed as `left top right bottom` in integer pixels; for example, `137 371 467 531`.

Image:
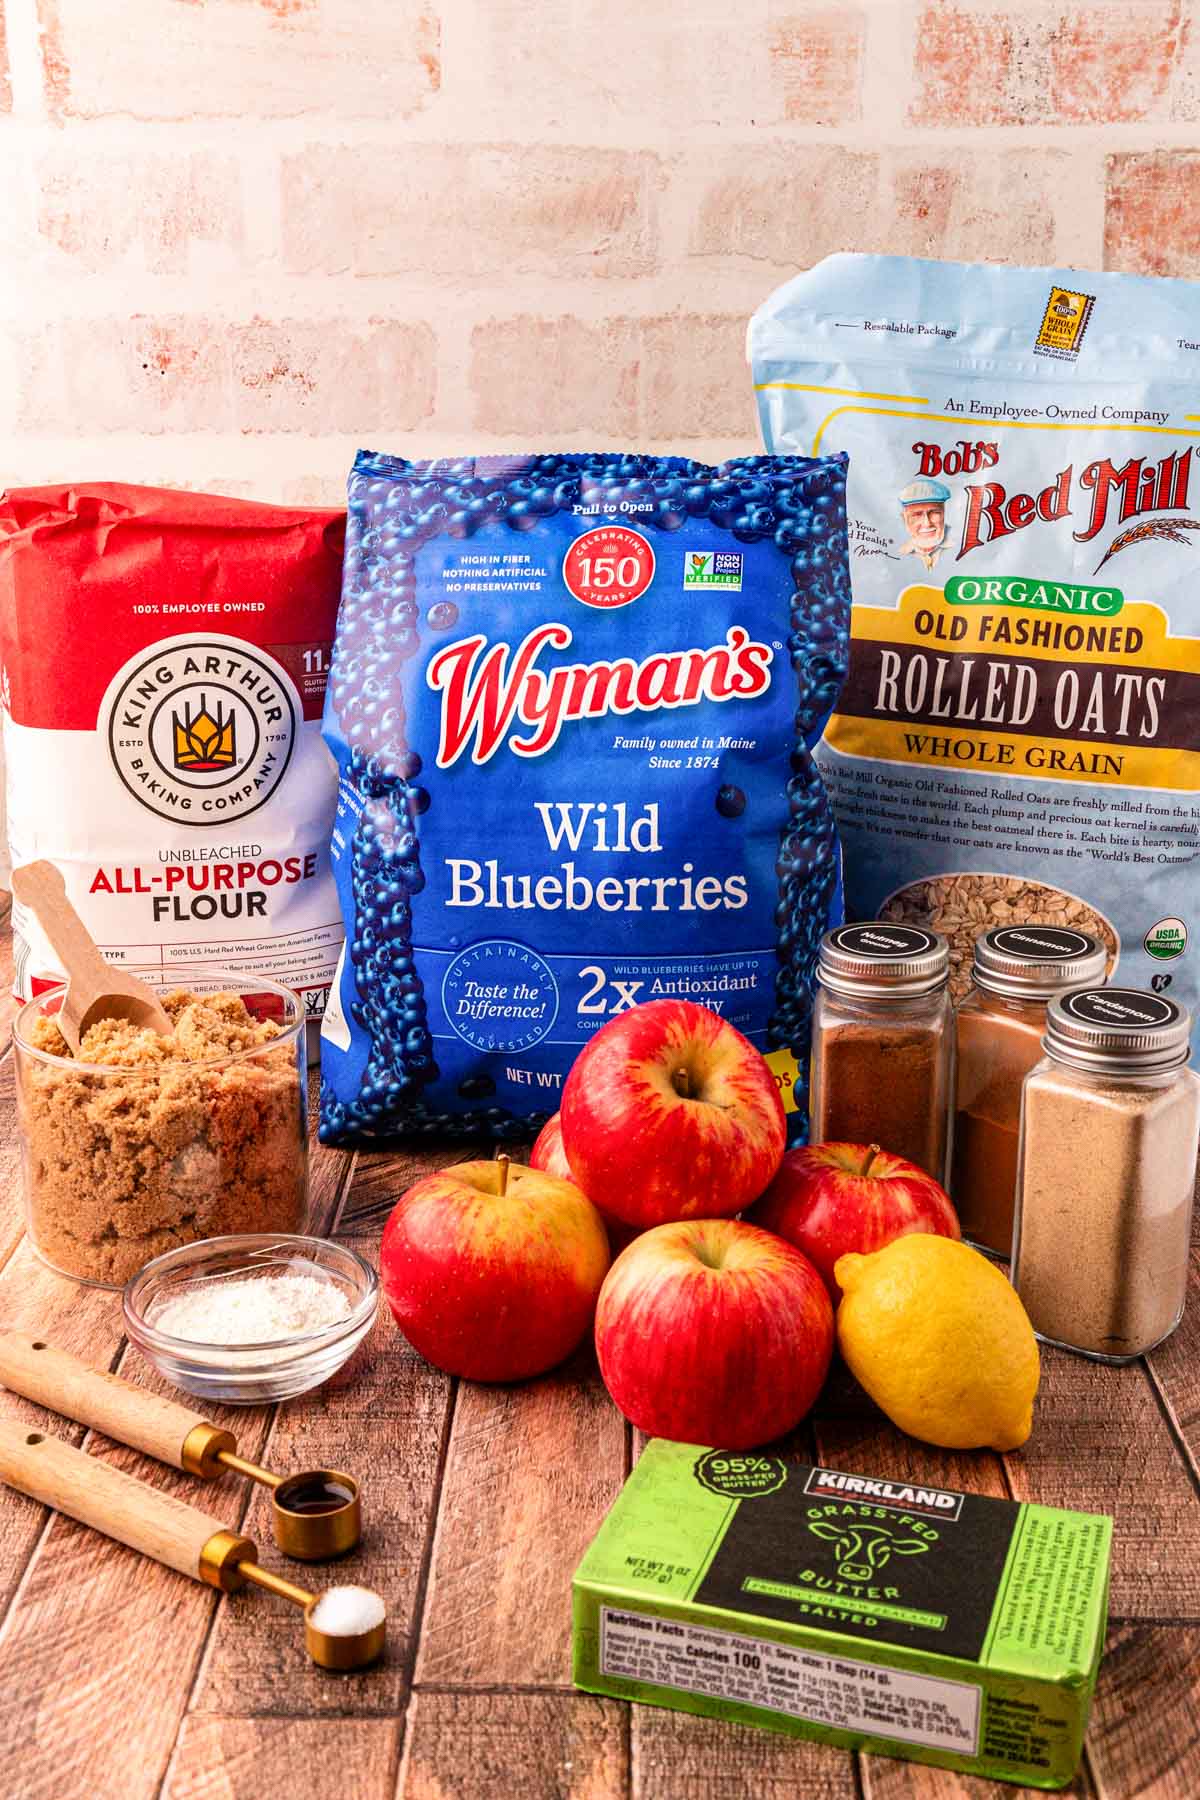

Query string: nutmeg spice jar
809 924 953 1181
953 925 1109 1259
1013 988 1200 1363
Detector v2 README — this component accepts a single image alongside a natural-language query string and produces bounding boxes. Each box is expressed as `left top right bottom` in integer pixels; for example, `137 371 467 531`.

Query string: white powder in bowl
309 1585 386 1637
149 1271 353 1344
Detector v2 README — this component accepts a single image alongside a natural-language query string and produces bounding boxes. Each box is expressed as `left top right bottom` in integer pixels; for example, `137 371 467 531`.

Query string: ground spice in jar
16 987 307 1287
953 927 1108 1258
1013 989 1200 1361
809 924 953 1181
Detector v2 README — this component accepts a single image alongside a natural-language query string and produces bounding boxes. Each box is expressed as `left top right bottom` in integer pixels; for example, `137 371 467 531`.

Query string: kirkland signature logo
803 1468 965 1519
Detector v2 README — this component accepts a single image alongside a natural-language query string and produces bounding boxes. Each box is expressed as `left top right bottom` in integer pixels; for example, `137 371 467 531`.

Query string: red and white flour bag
0 484 346 1015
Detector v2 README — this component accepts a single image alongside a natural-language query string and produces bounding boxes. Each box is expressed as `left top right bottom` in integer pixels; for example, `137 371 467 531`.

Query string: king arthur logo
174 693 237 771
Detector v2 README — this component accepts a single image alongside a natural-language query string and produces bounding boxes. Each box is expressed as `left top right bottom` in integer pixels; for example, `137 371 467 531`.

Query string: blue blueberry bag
318 450 852 1145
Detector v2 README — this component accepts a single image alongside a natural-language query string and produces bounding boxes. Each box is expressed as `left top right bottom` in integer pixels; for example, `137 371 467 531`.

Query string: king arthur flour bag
319 450 852 1144
0 484 345 1015
750 255 1200 1028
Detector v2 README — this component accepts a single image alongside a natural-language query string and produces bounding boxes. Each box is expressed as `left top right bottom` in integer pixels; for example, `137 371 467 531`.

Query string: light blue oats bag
750 254 1200 1031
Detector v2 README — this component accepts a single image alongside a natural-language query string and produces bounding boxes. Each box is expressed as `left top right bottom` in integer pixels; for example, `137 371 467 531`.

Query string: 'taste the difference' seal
442 939 559 1053
103 635 298 826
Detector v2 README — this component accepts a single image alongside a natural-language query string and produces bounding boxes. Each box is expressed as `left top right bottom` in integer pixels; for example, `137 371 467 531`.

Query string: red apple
560 999 786 1227
380 1155 610 1381
595 1218 833 1448
531 1111 643 1254
748 1141 960 1299
530 1112 573 1181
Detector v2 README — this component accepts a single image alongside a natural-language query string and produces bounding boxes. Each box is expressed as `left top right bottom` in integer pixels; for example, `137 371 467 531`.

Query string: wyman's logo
958 448 1195 564
427 623 773 767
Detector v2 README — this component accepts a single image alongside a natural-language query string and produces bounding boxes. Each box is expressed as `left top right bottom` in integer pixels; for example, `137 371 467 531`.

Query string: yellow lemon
835 1235 1039 1452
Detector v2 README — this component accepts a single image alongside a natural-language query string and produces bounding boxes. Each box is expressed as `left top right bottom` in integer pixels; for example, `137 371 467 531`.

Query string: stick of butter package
749 255 1200 1021
574 1442 1111 1788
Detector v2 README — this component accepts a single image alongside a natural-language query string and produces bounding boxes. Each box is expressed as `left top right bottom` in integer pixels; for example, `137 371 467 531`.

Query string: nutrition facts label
599 1609 981 1754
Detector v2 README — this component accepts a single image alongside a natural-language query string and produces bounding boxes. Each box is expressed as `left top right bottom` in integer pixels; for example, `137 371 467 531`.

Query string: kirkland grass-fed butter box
573 1442 1111 1788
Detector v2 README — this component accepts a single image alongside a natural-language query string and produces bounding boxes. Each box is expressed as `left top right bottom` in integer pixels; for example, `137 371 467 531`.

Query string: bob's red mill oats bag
750 255 1200 1036
0 485 345 1015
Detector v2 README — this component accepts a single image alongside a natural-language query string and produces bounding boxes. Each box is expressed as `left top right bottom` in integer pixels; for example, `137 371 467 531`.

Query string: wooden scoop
11 859 173 1053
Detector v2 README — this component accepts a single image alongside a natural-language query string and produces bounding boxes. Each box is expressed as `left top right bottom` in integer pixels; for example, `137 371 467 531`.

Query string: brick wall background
0 0 1194 502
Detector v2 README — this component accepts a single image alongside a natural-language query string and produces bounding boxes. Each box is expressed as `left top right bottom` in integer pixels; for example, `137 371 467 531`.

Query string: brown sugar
17 990 307 1287
810 1023 949 1178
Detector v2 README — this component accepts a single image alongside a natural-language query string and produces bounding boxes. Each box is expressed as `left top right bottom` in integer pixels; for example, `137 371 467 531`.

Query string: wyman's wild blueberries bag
751 255 1200 1026
318 451 852 1144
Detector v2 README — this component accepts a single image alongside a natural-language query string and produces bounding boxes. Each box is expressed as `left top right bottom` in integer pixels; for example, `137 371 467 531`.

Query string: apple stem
496 1152 510 1196
860 1144 881 1178
671 1068 692 1099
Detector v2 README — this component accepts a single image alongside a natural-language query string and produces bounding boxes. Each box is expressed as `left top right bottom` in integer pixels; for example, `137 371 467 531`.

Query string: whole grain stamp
750 256 1200 1040
16 990 307 1286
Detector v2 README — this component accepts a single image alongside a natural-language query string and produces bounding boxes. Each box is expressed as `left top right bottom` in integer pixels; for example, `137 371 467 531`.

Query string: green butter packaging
574 1442 1111 1788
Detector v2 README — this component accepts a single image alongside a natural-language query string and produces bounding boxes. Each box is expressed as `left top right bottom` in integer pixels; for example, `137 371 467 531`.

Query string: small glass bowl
123 1234 379 1405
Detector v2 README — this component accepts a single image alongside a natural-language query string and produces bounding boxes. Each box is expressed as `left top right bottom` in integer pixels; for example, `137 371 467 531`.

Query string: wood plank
164 1717 400 1800
0 1287 273 1800
334 1141 473 1233
0 1243 133 1620
1003 1346 1200 1621
633 1707 857 1798
0 1055 35 1276
1085 1623 1200 1799
305 1063 353 1237
397 1692 628 1800
192 1239 451 1720
415 1343 628 1690
1144 1242 1200 1488
859 1746 1094 1798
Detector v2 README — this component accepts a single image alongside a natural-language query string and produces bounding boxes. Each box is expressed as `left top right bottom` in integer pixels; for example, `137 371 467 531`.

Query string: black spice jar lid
817 923 950 1000
1043 987 1192 1074
972 924 1109 1001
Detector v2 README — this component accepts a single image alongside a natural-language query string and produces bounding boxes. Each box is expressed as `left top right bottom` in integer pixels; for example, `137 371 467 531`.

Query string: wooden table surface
0 900 1197 1800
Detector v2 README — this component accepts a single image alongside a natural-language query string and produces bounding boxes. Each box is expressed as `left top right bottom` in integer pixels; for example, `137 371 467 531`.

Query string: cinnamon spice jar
952 926 1108 1259
809 924 953 1180
1013 988 1200 1362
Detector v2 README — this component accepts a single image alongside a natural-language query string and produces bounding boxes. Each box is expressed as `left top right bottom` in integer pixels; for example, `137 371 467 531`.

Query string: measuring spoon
0 1420 384 1670
0 1332 361 1561
11 860 173 1053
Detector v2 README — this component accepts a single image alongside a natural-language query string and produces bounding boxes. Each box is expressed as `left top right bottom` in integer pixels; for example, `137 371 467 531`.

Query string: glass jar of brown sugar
953 925 1109 1260
809 923 953 1181
1013 988 1200 1363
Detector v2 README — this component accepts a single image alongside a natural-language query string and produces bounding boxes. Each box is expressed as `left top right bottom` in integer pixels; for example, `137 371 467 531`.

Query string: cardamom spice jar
809 923 953 1181
1013 988 1200 1362
953 925 1109 1259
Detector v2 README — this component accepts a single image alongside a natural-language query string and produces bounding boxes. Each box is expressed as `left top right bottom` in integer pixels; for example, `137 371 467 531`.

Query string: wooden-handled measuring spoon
0 1331 361 1561
10 859 173 1053
0 1420 385 1670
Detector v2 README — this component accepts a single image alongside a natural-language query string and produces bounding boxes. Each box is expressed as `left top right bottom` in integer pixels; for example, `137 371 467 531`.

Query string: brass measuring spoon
0 1419 385 1670
0 1332 360 1561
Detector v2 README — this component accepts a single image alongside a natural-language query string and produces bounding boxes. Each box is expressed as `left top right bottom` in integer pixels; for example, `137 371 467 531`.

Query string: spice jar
953 926 1109 1259
14 968 309 1289
1013 988 1200 1362
809 923 953 1180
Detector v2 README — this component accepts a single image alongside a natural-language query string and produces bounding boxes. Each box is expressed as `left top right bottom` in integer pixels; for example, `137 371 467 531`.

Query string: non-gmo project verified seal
684 551 743 590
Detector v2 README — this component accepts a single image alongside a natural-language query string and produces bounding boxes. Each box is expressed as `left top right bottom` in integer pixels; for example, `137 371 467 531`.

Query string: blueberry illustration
427 601 459 630
457 1073 496 1099
716 784 747 819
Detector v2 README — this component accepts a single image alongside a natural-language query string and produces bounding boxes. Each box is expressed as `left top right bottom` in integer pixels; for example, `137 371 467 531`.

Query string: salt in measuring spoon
0 1332 362 1561
0 1420 385 1670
